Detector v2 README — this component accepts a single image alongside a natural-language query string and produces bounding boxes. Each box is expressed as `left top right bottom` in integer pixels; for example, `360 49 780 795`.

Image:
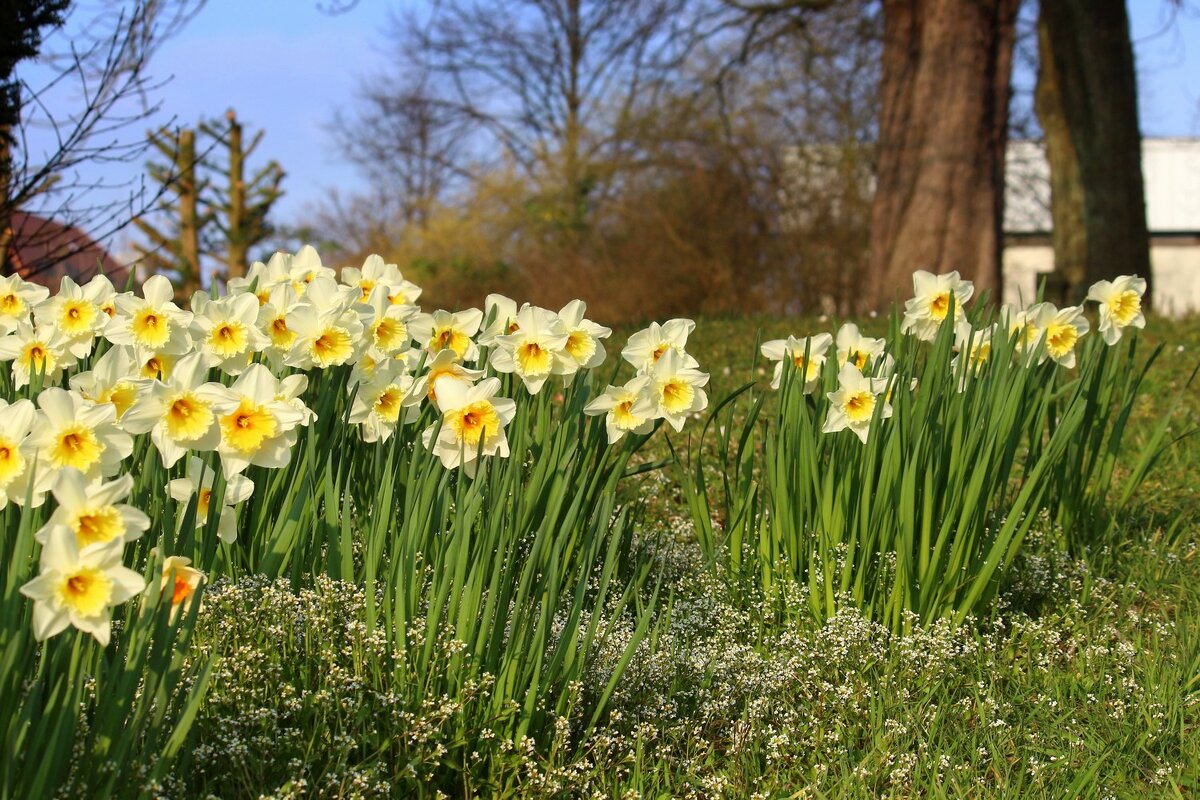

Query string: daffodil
622 319 698 372
207 364 308 477
19 525 144 646
822 363 893 443
0 398 39 508
159 555 205 619
30 388 133 485
0 321 72 388
36 469 149 552
558 299 612 372
105 274 195 354
901 270 974 341
1029 303 1089 368
69 346 142 421
33 275 108 358
422 376 516 474
362 286 416 360
133 347 178 381
85 273 120 320
952 322 995 389
491 305 571 394
191 291 268 374
257 283 301 368
760 333 833 392
0 273 49 333
168 456 254 542
119 353 225 467
340 253 406 301
275 373 317 427
410 308 484 362
631 348 709 432
284 277 367 370
228 253 291 305
1086 275 1146 345
287 245 338 294
477 294 522 347
406 349 485 411
834 323 886 372
583 376 655 443
349 361 418 443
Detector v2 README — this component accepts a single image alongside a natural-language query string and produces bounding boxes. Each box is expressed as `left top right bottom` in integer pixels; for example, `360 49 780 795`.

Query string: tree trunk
868 0 1019 310
225 111 248 281
1034 0 1150 307
178 128 202 300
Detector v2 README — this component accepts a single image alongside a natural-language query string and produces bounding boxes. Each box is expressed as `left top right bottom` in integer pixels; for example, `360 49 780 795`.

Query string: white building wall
1002 241 1200 316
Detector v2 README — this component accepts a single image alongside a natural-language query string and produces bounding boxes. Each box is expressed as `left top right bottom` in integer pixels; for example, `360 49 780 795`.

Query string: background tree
1 0 206 280
1035 0 1151 306
868 0 1020 309
201 109 285 283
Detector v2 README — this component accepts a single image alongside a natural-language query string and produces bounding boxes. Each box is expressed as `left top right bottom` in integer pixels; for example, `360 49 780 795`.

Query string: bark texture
1035 0 1151 306
868 0 1019 310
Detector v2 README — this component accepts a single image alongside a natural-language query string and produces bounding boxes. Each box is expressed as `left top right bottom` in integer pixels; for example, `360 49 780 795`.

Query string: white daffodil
132 347 178 381
583 376 655 444
822 363 893 444
1029 303 1089 368
340 253 406 301
952 322 995 390
284 277 367 370
349 361 418 443
421 376 516 474
835 323 886 372
33 275 108 358
362 286 416 360
69 345 143 422
168 456 254 543
287 245 337 294
406 349 485 412
84 273 120 321
207 364 308 477
477 294 521 348
760 333 833 392
36 470 149 553
275 373 317 427
19 525 144 646
491 305 571 394
191 291 268 374
558 299 612 373
119 352 225 468
632 348 709 432
30 388 133 486
0 398 38 508
0 320 72 388
622 319 699 372
105 274 195 354
1086 275 1146 345
159 555 205 619
228 253 291 305
257 283 301 368
0 273 49 333
901 270 974 341
410 308 484 362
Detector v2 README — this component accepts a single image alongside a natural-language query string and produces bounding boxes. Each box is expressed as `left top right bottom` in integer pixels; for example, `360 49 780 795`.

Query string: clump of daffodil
823 363 893 443
36 469 149 552
490 305 571 394
30 387 133 486
584 376 655 443
19 524 145 647
835 323 886 372
207 364 309 477
191 291 268 374
104 274 195 354
901 270 974 341
1086 274 1146 344
284 276 367 370
0 273 49 333
0 398 38 508
410 308 484 362
1029 303 1090 368
422 376 516 474
0 321 72 388
760 333 833 392
119 352 226 468
168 456 254 543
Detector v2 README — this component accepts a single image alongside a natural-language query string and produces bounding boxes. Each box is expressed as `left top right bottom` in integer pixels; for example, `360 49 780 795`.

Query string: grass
154 312 1200 798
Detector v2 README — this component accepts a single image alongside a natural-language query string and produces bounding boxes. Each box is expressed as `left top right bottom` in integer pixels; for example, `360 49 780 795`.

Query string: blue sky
20 0 1200 249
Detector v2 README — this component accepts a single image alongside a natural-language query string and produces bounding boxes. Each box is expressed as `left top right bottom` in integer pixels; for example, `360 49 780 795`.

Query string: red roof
5 211 131 292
